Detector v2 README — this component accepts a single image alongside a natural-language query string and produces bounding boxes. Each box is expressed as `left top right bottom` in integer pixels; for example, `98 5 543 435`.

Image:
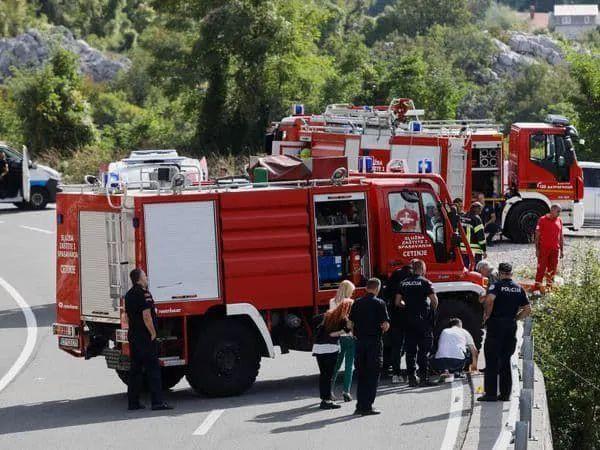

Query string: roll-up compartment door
144 201 220 302
79 211 120 321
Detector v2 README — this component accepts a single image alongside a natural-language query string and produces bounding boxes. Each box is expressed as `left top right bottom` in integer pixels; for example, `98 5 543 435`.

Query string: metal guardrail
515 316 536 449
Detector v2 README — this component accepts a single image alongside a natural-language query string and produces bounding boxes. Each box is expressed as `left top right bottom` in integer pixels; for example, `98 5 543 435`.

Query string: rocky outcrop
491 38 536 77
0 27 131 83
491 31 564 78
506 31 564 65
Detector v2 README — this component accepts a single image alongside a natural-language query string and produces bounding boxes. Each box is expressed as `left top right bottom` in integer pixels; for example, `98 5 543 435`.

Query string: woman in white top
329 280 356 402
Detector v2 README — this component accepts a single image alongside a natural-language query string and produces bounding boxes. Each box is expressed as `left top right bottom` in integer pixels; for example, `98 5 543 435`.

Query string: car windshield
0 145 22 161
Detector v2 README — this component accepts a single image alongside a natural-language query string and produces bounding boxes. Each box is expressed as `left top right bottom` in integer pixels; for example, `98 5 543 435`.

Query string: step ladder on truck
268 101 585 243
52 161 488 397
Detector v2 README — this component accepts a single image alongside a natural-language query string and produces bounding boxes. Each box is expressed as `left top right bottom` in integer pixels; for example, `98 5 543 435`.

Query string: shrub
7 49 96 156
534 244 600 449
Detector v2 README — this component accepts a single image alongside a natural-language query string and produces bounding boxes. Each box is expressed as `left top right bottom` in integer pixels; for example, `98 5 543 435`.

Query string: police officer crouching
349 278 390 415
397 259 438 387
478 263 531 402
125 268 173 411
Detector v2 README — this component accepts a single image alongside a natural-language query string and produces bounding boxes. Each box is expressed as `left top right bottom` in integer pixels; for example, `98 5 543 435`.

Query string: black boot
408 375 419 387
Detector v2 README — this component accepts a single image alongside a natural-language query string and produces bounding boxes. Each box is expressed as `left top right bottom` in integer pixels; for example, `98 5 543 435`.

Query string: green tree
493 63 573 130
0 87 24 145
0 0 36 37
367 0 473 43
148 0 335 153
8 49 96 155
535 246 600 449
568 52 600 161
39 0 154 50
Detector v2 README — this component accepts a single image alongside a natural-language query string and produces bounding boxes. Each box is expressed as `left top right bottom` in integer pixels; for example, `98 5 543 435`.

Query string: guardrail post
523 317 533 337
523 359 535 392
520 388 534 439
515 421 529 450
521 335 534 361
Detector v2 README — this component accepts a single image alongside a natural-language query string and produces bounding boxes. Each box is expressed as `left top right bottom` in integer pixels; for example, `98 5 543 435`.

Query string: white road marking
193 409 224 436
19 225 53 234
0 277 38 394
440 381 464 450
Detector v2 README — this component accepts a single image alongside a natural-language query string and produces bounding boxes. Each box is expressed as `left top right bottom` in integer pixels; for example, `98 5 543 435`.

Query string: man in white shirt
432 318 478 379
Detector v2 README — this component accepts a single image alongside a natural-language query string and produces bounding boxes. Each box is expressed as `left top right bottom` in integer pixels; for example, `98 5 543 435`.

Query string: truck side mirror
558 156 566 167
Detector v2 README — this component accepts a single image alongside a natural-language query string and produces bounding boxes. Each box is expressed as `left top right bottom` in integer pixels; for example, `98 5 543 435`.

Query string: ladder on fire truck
105 212 130 310
310 103 502 137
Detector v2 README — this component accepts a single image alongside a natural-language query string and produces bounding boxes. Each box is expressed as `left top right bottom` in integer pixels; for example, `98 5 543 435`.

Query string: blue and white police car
0 143 61 210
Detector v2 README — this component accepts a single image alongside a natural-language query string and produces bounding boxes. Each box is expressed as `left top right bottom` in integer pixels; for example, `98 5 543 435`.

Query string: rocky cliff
492 31 565 77
0 27 131 83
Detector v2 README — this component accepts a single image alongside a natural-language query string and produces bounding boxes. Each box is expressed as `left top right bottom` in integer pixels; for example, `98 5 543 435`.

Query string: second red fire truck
268 100 585 242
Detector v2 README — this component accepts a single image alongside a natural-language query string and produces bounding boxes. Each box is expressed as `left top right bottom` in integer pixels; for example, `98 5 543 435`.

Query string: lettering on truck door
387 190 435 266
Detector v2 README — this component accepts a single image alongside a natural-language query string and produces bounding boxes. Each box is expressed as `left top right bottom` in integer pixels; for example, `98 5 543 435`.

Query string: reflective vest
459 213 487 255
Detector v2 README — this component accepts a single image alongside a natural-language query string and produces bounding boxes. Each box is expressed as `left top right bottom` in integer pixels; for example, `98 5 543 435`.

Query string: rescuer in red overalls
534 204 564 292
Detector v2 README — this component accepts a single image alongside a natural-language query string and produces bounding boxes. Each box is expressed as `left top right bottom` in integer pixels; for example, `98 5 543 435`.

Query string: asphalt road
0 205 470 450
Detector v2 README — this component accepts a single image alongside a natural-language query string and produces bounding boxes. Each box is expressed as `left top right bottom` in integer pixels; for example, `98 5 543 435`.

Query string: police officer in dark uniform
478 263 531 402
383 265 413 383
349 278 390 415
125 268 172 411
397 259 438 387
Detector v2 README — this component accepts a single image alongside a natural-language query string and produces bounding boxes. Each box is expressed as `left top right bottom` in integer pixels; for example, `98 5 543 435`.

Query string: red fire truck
53 169 485 396
268 101 585 242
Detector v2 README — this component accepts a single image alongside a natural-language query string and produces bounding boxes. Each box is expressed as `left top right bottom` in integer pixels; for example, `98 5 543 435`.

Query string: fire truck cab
504 118 584 241
53 170 484 397
268 102 585 243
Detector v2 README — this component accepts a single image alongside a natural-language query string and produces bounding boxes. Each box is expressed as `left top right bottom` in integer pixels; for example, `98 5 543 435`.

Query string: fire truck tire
186 319 260 397
116 367 185 391
506 202 548 243
435 296 484 350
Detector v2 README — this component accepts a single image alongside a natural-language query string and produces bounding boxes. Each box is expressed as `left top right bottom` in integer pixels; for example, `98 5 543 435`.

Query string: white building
551 4 599 39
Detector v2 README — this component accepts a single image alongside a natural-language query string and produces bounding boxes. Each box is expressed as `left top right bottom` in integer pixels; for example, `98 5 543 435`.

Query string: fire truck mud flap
433 282 485 349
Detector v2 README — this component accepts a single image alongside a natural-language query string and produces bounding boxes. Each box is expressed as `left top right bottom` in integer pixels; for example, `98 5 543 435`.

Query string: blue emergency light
292 104 304 116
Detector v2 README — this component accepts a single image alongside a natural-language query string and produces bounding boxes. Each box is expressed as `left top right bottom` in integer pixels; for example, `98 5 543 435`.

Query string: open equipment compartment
314 192 371 290
471 142 502 200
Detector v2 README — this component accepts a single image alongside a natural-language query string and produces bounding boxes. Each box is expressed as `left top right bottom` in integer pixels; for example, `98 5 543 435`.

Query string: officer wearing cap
396 259 438 387
478 263 531 402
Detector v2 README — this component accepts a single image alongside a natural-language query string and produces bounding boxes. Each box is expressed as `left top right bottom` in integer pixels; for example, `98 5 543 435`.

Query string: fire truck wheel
116 367 185 391
186 320 260 397
506 202 547 244
435 295 483 350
